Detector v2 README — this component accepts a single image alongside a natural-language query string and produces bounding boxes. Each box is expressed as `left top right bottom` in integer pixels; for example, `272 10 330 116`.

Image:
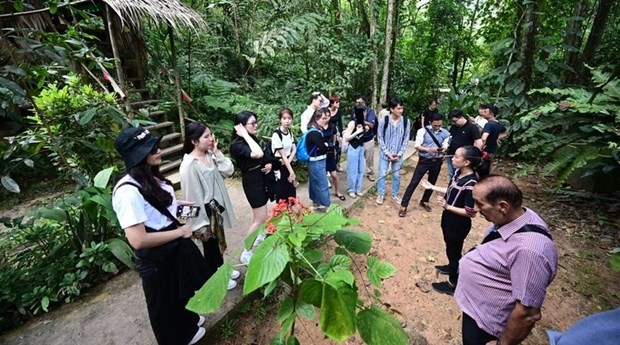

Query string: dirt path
210 159 620 345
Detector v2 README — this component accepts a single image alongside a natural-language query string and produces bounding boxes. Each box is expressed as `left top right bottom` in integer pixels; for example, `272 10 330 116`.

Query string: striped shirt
455 208 558 338
377 115 411 157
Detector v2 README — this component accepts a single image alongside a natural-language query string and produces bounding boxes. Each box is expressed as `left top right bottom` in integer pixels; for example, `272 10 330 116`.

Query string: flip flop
336 194 346 201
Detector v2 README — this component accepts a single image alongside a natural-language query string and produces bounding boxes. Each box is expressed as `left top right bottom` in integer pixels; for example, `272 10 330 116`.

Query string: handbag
205 198 227 254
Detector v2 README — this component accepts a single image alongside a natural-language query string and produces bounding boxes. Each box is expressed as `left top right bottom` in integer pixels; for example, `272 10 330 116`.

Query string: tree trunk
518 0 539 94
579 0 614 84
451 48 460 92
379 0 395 104
369 0 378 109
561 0 589 85
331 0 342 38
389 0 402 72
358 0 370 36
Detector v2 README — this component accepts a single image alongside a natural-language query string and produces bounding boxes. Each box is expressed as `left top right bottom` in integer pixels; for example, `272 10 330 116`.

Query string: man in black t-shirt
447 109 483 181
481 106 508 159
414 98 438 139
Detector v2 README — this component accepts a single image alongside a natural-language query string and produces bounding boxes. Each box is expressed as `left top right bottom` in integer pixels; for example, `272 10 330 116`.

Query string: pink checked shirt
454 208 558 338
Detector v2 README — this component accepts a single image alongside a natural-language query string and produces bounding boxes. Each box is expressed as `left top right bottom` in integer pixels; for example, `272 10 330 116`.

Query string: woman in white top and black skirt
112 127 208 345
271 108 297 202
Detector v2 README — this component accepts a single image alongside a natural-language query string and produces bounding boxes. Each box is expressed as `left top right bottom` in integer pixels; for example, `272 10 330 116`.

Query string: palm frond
102 0 206 31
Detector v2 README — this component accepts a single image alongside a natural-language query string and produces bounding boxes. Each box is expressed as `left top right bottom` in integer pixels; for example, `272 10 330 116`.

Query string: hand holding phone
176 205 200 218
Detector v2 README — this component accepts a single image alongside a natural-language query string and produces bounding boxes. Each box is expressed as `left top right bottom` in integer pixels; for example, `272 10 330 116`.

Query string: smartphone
176 205 200 218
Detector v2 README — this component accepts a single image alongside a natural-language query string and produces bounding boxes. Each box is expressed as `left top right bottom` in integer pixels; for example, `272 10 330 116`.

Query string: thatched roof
102 0 206 31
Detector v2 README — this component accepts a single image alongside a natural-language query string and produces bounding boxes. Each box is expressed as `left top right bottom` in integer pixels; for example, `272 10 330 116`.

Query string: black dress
230 135 269 208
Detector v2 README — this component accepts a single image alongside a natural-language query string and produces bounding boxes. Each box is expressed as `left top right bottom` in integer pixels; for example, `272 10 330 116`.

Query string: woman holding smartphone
343 104 368 198
229 111 271 265
271 108 297 202
180 121 240 290
112 127 207 345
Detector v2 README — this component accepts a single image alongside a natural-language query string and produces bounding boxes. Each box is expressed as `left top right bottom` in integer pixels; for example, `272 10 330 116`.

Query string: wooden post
105 5 133 116
168 25 186 140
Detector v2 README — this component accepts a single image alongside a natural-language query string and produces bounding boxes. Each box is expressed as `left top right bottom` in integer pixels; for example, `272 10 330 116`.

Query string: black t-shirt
306 129 329 157
230 135 263 172
421 107 439 127
448 122 481 155
328 109 343 136
444 171 477 208
482 120 507 154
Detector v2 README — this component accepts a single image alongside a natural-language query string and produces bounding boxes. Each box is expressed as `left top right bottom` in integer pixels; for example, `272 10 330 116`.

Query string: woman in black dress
229 111 272 265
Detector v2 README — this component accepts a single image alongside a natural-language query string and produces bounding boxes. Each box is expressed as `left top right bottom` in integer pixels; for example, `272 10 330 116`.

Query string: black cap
115 127 160 170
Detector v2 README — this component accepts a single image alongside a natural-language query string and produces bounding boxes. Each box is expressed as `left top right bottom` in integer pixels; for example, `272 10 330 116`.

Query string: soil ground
209 159 620 345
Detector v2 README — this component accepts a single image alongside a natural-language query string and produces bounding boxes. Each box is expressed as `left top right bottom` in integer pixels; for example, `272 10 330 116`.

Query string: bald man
455 175 558 345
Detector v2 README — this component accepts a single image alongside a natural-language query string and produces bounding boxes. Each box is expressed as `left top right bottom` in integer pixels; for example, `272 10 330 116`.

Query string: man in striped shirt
456 175 558 345
375 98 411 205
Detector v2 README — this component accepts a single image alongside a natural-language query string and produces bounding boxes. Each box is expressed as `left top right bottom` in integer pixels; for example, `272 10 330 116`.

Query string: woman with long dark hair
420 145 490 296
271 108 297 202
322 106 346 201
229 111 271 264
112 127 207 345
328 95 344 171
305 108 331 208
179 121 240 290
343 104 369 198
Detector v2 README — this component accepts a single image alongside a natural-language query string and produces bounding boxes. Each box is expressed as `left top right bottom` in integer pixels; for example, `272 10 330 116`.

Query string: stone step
148 110 166 118
145 121 174 132
160 158 182 175
160 143 183 157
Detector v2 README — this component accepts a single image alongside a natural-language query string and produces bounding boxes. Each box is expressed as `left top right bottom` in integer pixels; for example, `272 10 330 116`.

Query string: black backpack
382 115 409 146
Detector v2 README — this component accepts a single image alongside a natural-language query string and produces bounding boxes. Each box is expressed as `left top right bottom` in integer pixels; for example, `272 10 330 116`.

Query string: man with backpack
375 98 411 205
399 113 450 215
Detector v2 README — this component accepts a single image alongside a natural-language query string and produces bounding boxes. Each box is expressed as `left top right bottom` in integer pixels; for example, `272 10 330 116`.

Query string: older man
456 175 558 345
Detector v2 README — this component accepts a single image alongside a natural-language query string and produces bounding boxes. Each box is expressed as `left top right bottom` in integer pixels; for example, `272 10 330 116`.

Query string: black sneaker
432 281 456 296
434 265 449 275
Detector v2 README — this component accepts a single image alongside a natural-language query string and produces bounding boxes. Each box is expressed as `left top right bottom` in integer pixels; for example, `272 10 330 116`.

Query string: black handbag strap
115 181 181 227
423 126 443 148
481 224 552 245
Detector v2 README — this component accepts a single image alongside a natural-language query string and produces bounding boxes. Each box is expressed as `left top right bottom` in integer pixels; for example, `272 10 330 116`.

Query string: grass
572 249 616 310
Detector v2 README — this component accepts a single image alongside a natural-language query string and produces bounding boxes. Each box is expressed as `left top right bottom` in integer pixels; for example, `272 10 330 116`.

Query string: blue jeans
346 145 365 193
308 159 330 207
446 156 455 181
376 155 404 197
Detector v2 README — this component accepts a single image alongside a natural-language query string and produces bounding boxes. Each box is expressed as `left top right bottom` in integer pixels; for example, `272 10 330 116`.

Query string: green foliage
0 168 133 332
510 68 620 188
188 199 407 344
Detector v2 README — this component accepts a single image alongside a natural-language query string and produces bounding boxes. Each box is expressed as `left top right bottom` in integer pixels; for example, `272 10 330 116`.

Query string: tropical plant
510 67 620 188
187 198 408 344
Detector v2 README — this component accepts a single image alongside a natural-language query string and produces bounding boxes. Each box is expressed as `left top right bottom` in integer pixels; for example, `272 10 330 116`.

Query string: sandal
398 207 407 217
336 194 346 201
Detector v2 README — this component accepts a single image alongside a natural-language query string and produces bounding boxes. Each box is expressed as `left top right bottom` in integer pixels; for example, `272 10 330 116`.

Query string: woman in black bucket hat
112 127 208 345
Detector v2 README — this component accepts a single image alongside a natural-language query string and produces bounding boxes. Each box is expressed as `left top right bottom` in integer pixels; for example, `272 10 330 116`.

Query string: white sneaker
240 250 253 265
376 194 384 205
254 232 266 246
197 315 205 327
227 279 237 290
188 327 206 345
231 269 240 280
392 194 402 204
356 192 363 197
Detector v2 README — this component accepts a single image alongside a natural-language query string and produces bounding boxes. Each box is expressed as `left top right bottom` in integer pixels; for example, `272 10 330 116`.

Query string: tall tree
579 0 614 83
561 0 590 85
519 0 540 93
369 0 378 109
380 0 395 103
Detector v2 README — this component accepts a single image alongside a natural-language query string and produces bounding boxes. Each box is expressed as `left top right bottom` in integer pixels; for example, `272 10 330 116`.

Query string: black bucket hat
115 127 161 170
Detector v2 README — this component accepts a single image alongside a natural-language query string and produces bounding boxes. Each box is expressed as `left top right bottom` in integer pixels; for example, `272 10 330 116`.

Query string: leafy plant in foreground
187 198 408 344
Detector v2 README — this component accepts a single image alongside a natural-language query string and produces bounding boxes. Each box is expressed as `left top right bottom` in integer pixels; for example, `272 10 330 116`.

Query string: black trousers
441 211 471 285
202 237 223 277
462 312 497 345
274 167 297 203
401 157 443 207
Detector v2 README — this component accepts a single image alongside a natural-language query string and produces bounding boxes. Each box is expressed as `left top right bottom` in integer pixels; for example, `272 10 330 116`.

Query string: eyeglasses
246 121 258 126
150 144 159 154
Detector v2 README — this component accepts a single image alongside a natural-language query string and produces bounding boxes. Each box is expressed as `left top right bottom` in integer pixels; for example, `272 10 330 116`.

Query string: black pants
202 237 223 276
401 157 443 207
462 312 497 345
274 167 297 203
441 211 471 285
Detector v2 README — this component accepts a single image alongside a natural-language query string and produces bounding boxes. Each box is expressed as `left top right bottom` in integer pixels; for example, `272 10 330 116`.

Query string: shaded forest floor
209 159 620 345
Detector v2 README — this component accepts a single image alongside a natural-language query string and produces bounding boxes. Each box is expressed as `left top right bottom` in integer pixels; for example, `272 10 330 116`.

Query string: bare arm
124 223 192 250
481 132 489 145
474 138 483 150
498 302 541 345
234 124 263 159
277 148 295 180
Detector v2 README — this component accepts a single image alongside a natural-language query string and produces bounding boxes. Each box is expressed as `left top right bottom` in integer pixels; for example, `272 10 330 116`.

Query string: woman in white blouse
180 122 240 290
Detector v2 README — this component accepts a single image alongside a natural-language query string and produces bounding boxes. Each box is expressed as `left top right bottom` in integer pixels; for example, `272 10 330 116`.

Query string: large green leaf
1 175 20 193
366 257 397 288
244 235 289 295
93 167 115 189
277 296 294 323
295 298 315 319
106 238 135 270
37 207 67 222
300 279 323 307
302 248 323 263
357 306 408 345
334 229 371 254
319 280 357 341
186 262 232 313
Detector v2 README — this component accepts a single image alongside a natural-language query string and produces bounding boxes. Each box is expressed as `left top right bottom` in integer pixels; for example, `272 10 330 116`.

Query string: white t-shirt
271 129 294 158
300 106 315 133
475 116 488 130
112 175 178 231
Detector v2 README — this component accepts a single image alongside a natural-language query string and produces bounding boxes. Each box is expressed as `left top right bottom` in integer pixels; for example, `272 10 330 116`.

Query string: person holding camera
399 113 450 217
343 104 369 198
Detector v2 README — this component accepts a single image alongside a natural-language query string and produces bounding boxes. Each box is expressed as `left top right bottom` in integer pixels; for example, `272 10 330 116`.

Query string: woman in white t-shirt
112 127 207 345
271 108 297 202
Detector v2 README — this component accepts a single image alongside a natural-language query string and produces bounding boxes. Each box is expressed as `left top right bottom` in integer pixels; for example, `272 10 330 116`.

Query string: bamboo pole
105 5 133 116
168 25 186 140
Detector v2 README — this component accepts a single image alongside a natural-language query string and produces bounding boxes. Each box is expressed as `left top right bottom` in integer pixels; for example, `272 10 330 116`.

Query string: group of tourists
109 91 565 345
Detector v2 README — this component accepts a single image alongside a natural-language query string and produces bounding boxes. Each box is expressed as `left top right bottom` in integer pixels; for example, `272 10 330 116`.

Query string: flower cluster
265 197 311 234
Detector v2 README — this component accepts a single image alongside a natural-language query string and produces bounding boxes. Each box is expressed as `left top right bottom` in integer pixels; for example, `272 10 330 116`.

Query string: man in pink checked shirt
455 175 558 345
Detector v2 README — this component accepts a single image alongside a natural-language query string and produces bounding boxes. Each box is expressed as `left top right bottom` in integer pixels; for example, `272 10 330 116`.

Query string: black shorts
242 169 268 208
